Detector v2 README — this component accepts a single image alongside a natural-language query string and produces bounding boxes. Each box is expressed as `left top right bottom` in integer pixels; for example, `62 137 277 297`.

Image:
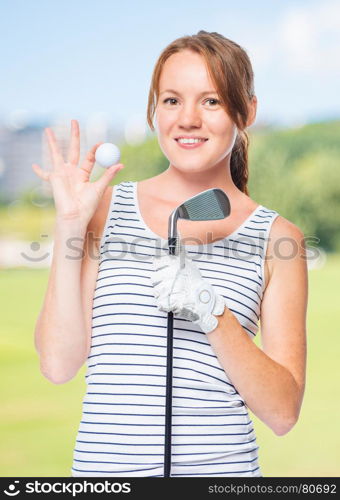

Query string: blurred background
1 0 339 477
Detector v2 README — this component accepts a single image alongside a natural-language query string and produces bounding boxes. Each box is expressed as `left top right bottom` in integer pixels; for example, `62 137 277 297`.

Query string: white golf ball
95 143 121 168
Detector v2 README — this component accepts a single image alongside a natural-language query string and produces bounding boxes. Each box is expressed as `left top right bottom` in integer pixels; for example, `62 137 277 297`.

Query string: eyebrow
159 89 218 96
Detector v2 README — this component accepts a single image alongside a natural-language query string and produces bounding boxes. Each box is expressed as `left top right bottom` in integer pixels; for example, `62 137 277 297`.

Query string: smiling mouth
175 138 208 145
175 139 208 149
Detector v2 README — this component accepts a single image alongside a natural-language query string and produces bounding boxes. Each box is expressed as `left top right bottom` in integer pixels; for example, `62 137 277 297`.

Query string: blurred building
0 124 43 203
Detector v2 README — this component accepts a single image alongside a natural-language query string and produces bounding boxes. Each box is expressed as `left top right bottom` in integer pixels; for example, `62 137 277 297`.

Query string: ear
246 96 257 127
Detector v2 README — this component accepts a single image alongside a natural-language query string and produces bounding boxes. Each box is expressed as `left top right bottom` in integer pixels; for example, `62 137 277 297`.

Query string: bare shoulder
265 214 307 288
269 215 305 242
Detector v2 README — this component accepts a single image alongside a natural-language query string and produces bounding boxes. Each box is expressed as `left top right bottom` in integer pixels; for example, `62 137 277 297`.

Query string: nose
178 102 202 129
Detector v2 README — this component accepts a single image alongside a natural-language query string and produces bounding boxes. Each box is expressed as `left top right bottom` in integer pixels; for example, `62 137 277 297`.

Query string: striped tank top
71 180 279 477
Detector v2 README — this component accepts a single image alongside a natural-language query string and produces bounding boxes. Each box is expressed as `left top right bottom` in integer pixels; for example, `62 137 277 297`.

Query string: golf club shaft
165 309 173 478
164 237 177 477
163 189 230 477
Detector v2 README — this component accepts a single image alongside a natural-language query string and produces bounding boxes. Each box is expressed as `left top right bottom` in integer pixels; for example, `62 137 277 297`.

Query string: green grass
0 205 55 241
1 256 339 477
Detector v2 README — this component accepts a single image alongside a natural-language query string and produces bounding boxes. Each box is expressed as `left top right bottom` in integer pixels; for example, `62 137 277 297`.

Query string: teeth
177 138 206 144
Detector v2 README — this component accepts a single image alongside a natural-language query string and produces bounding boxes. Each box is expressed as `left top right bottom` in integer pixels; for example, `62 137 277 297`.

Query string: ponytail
230 131 249 195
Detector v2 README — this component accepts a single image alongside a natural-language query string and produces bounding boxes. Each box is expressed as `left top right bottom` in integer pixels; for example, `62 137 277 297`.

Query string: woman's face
155 49 238 174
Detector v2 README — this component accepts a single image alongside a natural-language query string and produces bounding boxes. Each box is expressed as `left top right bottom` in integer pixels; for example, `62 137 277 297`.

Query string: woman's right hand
32 119 124 229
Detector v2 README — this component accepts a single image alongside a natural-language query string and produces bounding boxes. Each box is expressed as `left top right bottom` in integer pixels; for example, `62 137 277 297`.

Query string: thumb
95 163 124 194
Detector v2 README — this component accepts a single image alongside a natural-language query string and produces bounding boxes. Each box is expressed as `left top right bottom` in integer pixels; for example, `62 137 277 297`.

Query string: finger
79 142 103 176
67 119 80 165
151 279 162 289
94 163 125 196
153 255 173 270
32 163 50 182
45 128 64 168
153 270 175 288
158 301 171 313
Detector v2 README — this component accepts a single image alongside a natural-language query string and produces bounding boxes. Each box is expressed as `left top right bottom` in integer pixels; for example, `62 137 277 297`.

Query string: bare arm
33 120 123 384
35 194 111 383
206 217 308 436
34 219 88 383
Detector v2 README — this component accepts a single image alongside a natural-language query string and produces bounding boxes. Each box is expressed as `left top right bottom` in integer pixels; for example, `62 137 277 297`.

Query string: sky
1 0 339 130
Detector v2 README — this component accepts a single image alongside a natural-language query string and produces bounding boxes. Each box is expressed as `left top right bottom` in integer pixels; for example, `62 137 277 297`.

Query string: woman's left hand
151 246 226 333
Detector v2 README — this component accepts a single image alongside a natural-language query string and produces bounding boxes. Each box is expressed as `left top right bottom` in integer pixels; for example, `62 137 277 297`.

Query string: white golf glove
151 244 226 334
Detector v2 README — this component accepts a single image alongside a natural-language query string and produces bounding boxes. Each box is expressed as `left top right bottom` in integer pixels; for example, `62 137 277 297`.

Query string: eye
163 97 178 106
205 98 221 106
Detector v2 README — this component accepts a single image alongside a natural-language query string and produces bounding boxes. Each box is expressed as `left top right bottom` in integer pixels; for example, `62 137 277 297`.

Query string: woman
33 31 308 477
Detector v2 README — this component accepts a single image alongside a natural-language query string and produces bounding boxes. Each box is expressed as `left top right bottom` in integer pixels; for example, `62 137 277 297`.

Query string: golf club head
168 188 231 253
177 188 230 222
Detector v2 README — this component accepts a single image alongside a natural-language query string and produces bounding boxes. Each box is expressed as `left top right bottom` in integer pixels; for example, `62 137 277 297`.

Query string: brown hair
147 31 255 195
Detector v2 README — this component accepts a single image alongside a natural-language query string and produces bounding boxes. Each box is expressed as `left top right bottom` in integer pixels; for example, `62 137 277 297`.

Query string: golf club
164 187 231 477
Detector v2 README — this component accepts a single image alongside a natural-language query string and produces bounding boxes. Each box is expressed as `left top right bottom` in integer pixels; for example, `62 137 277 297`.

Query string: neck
155 157 244 206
